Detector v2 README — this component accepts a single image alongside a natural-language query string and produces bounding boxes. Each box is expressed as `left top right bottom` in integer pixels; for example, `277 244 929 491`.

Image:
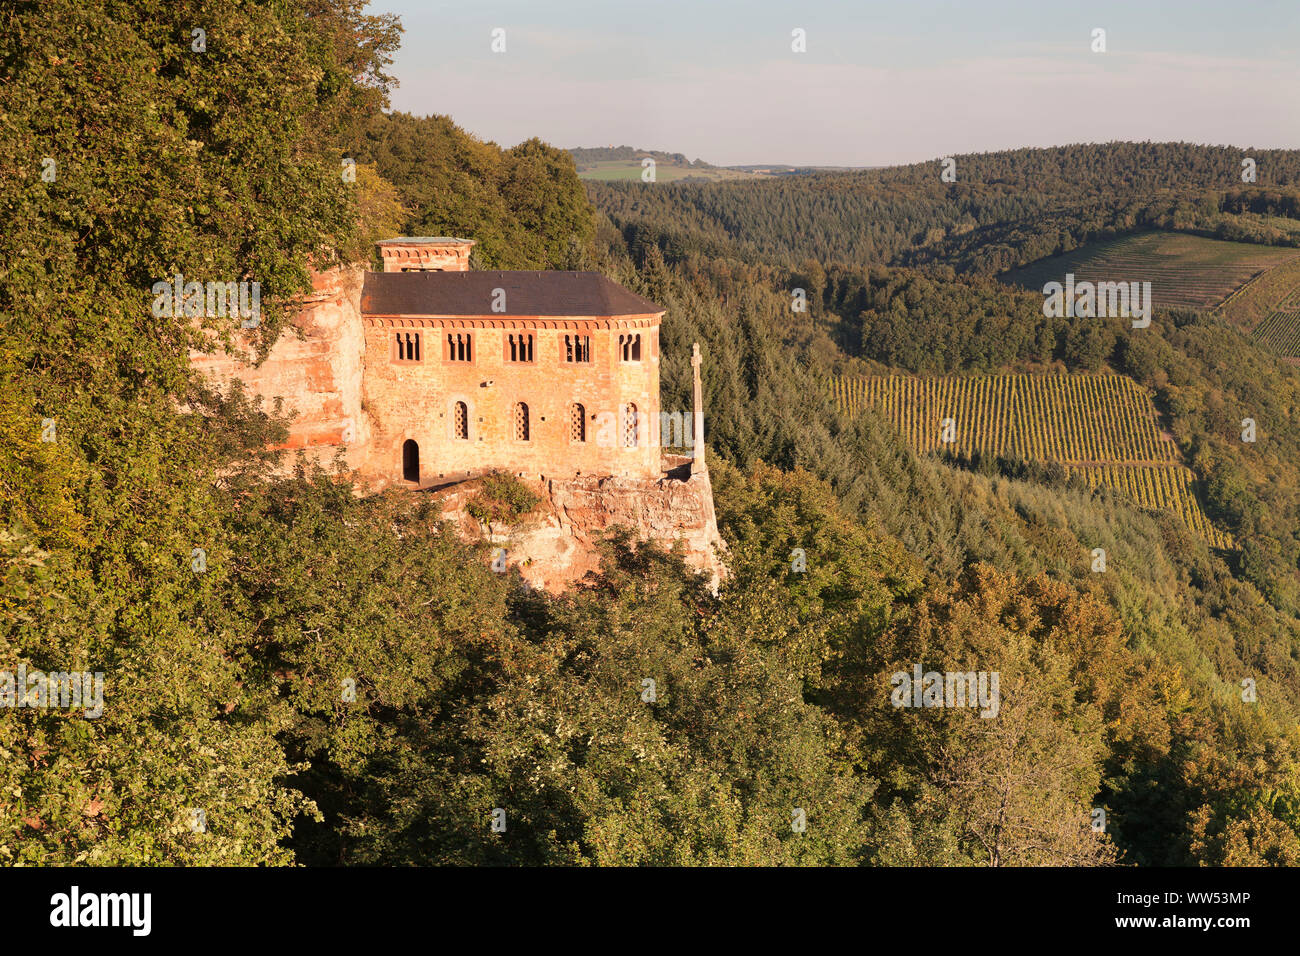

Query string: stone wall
360 319 662 488
377 238 473 273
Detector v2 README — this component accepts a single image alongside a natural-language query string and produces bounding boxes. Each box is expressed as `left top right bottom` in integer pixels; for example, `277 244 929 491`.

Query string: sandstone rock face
189 267 370 472
434 468 728 593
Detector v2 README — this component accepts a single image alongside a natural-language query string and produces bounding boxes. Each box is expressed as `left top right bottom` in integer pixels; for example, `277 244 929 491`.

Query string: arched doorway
402 439 419 482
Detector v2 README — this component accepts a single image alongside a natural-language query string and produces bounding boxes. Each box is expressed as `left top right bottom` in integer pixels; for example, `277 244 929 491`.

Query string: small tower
376 237 475 273
691 341 706 475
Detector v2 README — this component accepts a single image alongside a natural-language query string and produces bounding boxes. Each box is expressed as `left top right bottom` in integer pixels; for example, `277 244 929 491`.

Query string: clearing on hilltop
568 146 768 183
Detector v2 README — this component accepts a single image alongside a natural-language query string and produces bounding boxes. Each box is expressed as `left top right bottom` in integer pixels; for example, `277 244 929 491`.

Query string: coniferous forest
4 0 1300 885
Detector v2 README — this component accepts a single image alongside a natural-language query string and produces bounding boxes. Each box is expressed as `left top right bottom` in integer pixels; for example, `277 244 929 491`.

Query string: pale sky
375 0 1300 167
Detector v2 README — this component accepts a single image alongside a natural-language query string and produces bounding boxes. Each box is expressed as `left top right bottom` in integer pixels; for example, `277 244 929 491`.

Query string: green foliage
293 530 876 866
0 0 399 864
6 0 1300 867
465 471 542 528
855 566 1140 865
349 162 409 267
348 114 595 268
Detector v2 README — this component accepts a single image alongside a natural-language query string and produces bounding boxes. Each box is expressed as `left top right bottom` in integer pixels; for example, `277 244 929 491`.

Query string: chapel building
362 237 666 486
189 236 722 589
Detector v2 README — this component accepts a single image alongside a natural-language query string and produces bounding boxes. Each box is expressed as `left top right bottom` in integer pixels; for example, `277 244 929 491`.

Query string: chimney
376 237 475 273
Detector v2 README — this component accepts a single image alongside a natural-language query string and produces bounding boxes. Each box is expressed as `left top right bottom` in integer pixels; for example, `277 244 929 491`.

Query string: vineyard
1216 253 1300 329
1064 465 1231 548
1216 253 1300 358
1252 310 1300 356
831 373 1177 461
831 373 1232 547
1000 231 1300 312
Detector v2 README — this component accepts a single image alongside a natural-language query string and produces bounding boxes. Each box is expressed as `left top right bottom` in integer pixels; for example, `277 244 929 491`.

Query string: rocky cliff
188 267 370 472
434 464 727 593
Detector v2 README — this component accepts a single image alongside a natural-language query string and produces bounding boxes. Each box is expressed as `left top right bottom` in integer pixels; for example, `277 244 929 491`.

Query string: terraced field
1000 231 1300 312
831 373 1232 547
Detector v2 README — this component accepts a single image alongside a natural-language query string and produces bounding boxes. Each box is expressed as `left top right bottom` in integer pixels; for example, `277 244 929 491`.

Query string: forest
3 0 1300 867
589 142 1300 274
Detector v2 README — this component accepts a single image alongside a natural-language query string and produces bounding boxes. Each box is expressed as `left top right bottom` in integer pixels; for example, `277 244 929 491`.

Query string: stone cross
691 342 706 474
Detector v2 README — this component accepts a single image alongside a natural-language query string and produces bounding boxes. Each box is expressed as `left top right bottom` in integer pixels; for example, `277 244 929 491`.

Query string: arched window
513 402 530 442
569 403 586 443
453 401 468 440
506 331 534 363
445 332 473 362
564 334 591 363
622 403 638 447
394 331 421 363
619 333 642 362
402 439 419 482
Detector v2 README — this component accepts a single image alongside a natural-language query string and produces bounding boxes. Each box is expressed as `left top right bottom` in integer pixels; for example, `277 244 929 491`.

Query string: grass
576 160 763 183
999 231 1300 312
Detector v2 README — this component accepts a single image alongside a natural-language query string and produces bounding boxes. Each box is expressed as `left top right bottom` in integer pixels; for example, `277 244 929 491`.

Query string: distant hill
585 142 1300 271
567 146 867 183
569 145 703 167
569 146 762 183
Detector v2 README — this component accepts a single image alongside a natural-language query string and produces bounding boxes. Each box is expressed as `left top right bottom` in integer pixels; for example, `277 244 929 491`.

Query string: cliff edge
434 462 727 593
